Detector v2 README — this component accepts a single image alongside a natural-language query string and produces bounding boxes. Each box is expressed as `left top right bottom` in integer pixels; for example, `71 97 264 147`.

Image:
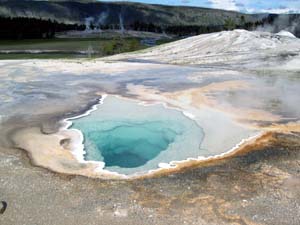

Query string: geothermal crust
1 30 300 178
0 29 300 224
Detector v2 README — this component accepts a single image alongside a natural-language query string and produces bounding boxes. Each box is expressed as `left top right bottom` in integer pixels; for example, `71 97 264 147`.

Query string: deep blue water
71 96 204 175
84 121 179 168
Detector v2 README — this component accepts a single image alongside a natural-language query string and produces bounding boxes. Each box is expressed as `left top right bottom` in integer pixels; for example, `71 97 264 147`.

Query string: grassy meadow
0 37 173 59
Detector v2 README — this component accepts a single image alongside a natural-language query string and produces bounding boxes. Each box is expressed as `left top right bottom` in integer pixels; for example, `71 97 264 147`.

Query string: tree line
0 14 298 39
0 17 85 39
93 16 272 36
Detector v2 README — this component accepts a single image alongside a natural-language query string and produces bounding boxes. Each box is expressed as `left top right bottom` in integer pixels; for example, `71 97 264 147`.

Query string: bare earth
0 133 299 225
0 30 299 224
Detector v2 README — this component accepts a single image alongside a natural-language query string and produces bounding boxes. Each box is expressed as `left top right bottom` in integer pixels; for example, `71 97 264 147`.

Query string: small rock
0 201 7 214
114 208 128 217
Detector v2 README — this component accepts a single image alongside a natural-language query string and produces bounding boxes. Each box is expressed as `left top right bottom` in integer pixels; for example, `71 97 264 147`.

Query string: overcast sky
100 0 300 13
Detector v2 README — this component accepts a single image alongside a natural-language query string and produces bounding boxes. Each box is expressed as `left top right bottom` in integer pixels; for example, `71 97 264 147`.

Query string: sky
99 0 300 13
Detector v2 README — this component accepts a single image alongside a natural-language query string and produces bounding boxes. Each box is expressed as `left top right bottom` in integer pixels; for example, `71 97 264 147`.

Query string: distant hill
0 0 299 37
0 0 264 25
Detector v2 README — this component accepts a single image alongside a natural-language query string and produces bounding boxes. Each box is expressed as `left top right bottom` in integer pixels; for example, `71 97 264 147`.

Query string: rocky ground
0 30 299 224
0 132 299 225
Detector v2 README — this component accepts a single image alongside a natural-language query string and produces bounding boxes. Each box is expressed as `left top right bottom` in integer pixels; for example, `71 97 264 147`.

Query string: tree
240 15 246 25
224 18 236 31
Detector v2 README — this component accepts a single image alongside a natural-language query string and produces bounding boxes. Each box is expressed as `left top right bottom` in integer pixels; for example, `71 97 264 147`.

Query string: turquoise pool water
71 96 204 175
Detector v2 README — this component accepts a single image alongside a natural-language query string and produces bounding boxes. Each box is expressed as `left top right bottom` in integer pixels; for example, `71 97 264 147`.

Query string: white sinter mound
276 30 297 38
108 29 300 69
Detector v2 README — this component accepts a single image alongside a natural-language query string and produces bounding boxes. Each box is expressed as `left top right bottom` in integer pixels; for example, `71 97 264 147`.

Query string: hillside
0 0 263 26
0 1 299 37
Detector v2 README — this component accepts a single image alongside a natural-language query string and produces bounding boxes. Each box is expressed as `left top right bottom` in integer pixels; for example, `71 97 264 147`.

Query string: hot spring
70 96 204 175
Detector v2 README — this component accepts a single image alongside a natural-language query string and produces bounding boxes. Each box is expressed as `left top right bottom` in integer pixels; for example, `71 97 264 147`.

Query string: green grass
0 37 176 60
0 38 142 52
0 53 77 60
